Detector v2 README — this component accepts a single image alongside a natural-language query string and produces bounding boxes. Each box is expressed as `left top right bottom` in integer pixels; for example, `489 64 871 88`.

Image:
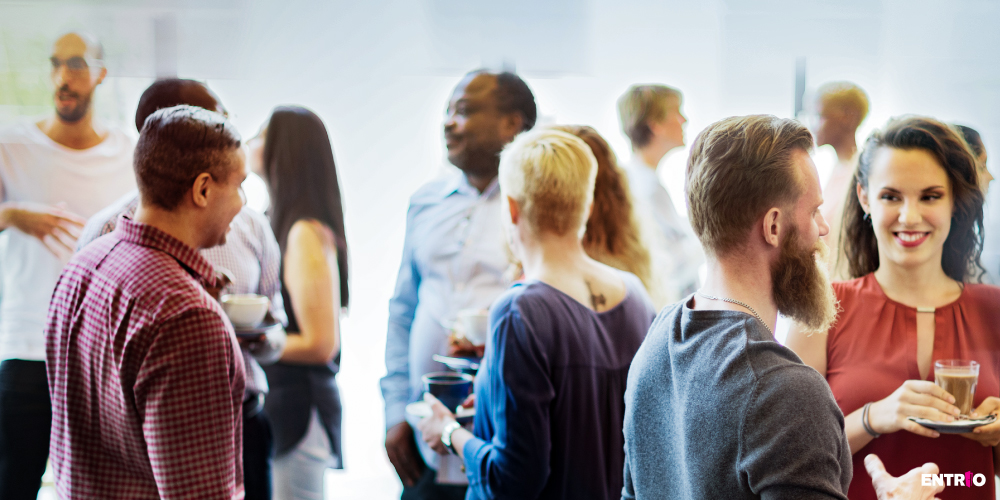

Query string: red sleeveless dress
826 273 1000 500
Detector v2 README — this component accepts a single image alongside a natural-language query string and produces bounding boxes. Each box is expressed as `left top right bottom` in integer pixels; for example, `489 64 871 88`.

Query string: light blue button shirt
381 172 509 472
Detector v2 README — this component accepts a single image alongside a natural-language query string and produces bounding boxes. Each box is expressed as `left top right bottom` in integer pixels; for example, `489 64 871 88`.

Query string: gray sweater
622 300 852 499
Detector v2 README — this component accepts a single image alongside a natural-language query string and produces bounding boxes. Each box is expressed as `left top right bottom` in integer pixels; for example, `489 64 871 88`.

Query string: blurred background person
554 124 660 305
77 78 286 500
381 69 536 498
417 128 655 499
0 32 135 499
617 84 704 303
811 81 870 280
787 116 1000 500
955 124 993 193
250 106 349 500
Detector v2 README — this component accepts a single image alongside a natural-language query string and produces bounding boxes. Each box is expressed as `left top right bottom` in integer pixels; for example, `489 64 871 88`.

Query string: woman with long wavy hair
552 125 661 306
248 106 349 500
787 116 1000 500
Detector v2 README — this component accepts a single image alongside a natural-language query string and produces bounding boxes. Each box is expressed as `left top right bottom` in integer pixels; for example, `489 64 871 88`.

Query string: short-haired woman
417 128 656 499
248 106 349 500
787 116 1000 500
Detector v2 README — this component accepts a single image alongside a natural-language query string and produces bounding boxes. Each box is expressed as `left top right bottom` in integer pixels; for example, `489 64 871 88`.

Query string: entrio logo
921 472 987 488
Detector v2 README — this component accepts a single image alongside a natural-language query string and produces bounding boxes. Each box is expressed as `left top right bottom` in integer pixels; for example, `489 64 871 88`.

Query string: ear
760 207 782 249
856 181 871 215
499 113 523 142
191 172 214 208
95 66 107 86
506 195 521 225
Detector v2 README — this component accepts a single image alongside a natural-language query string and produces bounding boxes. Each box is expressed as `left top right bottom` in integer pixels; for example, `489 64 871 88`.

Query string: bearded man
0 32 135 498
620 115 942 500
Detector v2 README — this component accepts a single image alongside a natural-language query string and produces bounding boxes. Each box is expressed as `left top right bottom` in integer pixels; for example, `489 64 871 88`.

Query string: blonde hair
499 128 598 236
617 84 682 149
816 82 869 127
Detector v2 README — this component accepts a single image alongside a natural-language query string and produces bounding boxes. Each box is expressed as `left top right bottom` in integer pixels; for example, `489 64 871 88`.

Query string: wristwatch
441 420 462 454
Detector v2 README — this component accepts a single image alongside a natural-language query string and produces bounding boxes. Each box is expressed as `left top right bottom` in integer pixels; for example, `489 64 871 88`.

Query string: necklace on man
696 291 774 337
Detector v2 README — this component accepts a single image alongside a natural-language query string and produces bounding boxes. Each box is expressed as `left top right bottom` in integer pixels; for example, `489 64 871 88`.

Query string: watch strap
441 420 462 453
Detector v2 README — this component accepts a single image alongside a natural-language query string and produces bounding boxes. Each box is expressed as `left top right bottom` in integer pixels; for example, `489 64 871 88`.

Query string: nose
817 211 830 238
898 198 921 225
53 64 69 87
443 110 457 131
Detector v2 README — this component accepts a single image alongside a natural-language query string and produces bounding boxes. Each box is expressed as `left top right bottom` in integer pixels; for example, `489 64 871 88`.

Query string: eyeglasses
50 56 103 73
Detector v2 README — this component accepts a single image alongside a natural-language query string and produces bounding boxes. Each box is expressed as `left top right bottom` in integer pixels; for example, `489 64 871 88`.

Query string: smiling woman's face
859 147 953 272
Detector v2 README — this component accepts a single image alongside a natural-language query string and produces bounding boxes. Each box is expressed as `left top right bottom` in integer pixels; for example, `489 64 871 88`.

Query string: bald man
811 81 869 280
0 32 135 498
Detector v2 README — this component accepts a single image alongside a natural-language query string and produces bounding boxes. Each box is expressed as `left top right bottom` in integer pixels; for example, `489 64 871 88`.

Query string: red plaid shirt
46 218 245 499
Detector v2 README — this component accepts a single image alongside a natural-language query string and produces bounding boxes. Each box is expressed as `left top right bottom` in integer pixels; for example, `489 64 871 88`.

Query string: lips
894 231 930 248
56 92 78 106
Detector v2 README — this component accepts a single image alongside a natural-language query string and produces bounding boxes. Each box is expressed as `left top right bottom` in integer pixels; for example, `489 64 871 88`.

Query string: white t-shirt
0 121 135 361
624 156 704 305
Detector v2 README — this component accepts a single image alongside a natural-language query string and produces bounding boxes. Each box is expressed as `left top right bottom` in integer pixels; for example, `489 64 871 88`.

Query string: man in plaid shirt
45 105 248 498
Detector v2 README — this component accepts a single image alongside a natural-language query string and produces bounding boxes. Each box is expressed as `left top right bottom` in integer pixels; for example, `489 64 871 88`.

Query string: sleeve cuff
462 435 489 485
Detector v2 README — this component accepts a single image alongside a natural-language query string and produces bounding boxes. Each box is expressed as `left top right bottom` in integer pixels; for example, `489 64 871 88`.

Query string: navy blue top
462 271 656 500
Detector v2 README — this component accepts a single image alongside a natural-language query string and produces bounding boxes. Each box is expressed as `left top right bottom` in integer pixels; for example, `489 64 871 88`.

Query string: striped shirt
46 218 245 499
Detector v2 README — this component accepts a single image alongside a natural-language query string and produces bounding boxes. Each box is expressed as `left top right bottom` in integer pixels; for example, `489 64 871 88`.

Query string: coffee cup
220 294 269 328
934 359 979 416
456 309 489 346
422 372 474 412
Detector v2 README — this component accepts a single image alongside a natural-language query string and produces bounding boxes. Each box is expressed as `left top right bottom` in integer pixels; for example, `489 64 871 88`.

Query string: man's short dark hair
469 69 537 132
134 105 241 210
135 79 220 132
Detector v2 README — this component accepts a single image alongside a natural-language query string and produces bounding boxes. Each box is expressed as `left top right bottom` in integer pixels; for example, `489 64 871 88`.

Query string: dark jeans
244 403 275 500
0 359 50 500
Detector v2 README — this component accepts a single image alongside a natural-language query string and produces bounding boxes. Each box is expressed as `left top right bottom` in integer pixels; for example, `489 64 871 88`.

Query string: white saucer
909 414 996 433
406 401 475 424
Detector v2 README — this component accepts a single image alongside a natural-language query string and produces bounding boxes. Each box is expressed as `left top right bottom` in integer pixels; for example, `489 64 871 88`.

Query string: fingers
901 401 958 424
919 463 944 494
900 418 941 439
461 394 476 408
52 202 86 227
904 380 956 405
971 397 1000 417
864 454 888 482
903 393 961 419
424 393 457 417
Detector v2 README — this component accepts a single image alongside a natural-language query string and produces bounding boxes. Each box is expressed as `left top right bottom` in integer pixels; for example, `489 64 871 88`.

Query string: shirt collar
443 172 500 199
113 218 223 287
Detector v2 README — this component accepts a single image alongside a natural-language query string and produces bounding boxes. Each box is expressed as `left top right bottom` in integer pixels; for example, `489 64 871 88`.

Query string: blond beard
771 227 840 334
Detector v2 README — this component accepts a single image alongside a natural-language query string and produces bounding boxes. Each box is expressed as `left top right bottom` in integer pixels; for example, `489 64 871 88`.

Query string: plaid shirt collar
113 217 225 289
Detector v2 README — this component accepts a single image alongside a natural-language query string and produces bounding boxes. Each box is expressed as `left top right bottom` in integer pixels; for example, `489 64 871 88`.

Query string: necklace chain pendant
696 291 774 337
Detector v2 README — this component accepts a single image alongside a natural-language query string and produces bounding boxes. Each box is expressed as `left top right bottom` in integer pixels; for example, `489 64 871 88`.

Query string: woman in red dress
787 116 1000 500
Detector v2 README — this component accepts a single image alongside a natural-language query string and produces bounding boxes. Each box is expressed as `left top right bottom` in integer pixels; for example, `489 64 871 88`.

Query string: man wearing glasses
0 32 135 498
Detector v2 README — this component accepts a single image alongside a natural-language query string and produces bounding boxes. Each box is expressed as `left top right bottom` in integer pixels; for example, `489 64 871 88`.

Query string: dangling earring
863 212 871 223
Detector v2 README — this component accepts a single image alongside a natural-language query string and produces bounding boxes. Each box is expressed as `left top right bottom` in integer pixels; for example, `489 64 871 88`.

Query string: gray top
622 299 852 500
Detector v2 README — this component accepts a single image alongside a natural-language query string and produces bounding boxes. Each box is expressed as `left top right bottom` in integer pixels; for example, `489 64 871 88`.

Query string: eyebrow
879 186 946 193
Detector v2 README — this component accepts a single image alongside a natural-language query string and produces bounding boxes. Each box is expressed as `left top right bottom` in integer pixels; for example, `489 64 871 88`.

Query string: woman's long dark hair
841 116 984 283
263 106 349 307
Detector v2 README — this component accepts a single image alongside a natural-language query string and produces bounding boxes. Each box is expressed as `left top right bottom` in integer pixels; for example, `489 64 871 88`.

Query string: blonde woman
418 128 656 499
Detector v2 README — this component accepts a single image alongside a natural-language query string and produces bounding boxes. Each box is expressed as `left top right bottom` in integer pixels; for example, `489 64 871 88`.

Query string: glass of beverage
934 359 980 416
